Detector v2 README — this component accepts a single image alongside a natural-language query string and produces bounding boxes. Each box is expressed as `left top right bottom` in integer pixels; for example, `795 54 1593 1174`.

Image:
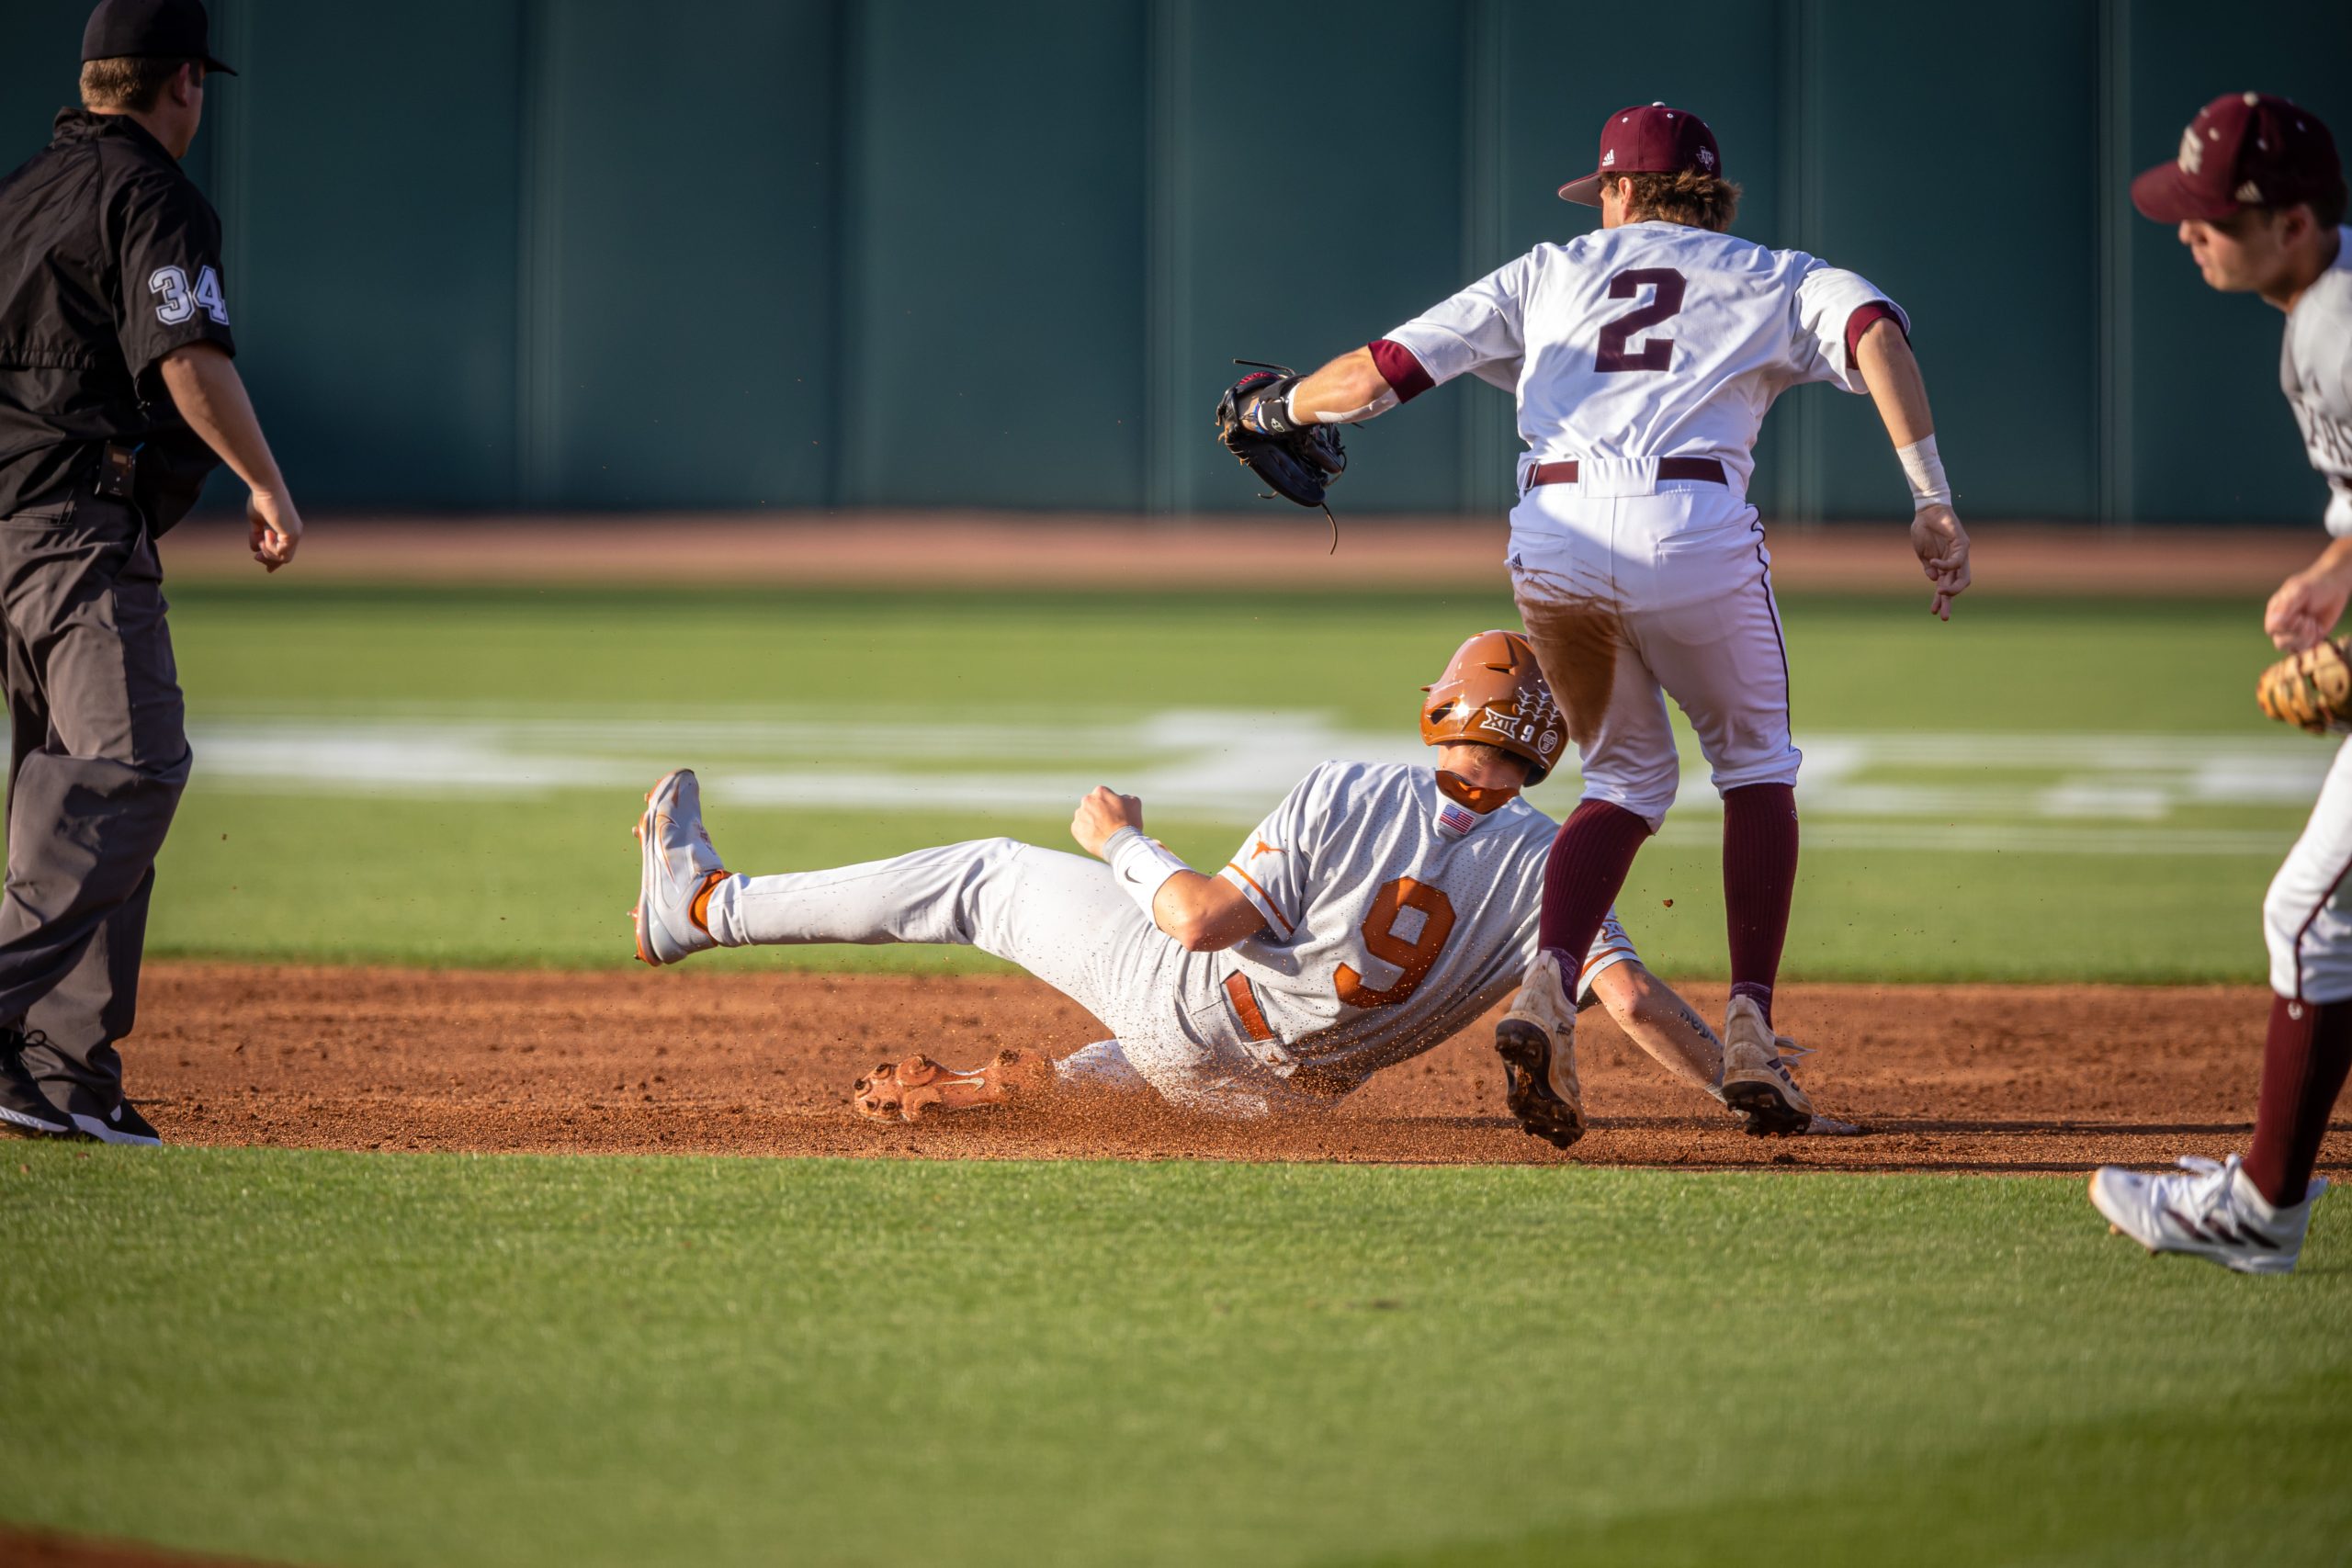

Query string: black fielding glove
1240 374 1305 435
1213 366 1347 513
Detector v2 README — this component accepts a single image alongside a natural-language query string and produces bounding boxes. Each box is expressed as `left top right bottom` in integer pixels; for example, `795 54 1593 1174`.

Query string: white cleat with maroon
1719 996 1815 1136
2090 1155 2325 1276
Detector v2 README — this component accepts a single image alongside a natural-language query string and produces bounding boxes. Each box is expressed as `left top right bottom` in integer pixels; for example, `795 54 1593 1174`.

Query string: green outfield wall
3 0 2347 522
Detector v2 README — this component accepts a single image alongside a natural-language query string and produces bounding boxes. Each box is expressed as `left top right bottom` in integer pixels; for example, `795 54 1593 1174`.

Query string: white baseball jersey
1201 761 1633 1089
1378 220 1904 498
2285 227 2352 535
2260 231 2352 1005
701 762 1635 1114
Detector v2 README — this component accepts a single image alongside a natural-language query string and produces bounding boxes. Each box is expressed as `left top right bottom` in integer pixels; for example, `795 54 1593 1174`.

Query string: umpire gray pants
0 488 189 1119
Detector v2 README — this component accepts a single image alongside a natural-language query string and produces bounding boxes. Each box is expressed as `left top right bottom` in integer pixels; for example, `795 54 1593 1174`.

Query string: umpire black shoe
70 1096 162 1147
0 1032 74 1138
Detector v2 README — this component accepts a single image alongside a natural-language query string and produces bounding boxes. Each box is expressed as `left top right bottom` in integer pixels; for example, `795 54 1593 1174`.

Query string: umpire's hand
157 344 303 574
249 487 301 572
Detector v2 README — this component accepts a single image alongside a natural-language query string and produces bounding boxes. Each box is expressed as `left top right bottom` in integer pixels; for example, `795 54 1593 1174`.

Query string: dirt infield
157 514 2320 596
0 1527 262 1567
116 964 2345 1177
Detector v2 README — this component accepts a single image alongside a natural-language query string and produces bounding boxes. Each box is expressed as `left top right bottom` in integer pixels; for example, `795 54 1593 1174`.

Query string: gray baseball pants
699 838 1326 1115
0 489 189 1120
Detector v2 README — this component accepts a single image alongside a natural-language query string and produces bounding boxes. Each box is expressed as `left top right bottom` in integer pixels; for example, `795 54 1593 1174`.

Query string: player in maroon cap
2092 93 2349 1274
1217 103 1970 1149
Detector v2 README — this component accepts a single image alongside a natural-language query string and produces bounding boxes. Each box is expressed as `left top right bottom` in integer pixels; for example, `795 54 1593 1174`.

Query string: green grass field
4 1148 2346 1568
10 578 2349 1567
155 582 2301 980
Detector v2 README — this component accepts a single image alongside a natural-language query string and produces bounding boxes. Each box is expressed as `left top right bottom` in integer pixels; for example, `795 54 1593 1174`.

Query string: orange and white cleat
851 1050 1057 1123
633 769 727 965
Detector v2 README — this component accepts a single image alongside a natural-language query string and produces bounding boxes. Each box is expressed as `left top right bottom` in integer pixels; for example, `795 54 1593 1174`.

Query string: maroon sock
1723 783 1800 1025
1537 799 1652 966
2244 995 2352 1209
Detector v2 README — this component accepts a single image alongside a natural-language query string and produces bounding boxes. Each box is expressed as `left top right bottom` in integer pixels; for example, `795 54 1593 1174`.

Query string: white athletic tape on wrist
1103 827 1192 921
1896 434 1952 511
1309 388 1397 424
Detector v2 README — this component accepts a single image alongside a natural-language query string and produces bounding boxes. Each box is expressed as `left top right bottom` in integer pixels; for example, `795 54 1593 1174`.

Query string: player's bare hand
1071 786 1146 859
248 488 302 573
2265 568 2352 652
1909 504 1970 621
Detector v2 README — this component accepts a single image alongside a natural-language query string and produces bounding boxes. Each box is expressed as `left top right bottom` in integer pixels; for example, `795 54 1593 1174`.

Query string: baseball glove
2257 639 2352 735
1214 363 1346 544
851 1048 1055 1123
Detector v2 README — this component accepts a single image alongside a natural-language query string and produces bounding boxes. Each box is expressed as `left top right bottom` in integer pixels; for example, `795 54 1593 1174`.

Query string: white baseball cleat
1720 995 1815 1136
1708 1037 1851 1136
633 769 727 966
1494 949 1585 1149
2089 1155 2325 1276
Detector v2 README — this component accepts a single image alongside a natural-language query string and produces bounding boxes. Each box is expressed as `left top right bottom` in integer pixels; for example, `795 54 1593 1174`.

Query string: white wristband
1895 434 1952 512
1102 827 1192 921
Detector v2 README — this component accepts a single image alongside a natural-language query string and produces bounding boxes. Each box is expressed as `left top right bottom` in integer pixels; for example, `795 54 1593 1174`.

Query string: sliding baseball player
633 630 1849 1138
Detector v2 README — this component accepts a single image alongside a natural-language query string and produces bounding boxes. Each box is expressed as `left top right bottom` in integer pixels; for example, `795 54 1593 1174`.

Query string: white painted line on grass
182 707 2322 856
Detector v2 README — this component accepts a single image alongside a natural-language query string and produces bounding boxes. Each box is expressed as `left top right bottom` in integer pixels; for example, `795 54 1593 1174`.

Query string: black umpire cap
81 0 237 76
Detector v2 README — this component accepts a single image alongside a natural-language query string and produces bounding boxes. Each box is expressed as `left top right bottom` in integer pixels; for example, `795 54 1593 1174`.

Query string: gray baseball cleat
633 769 727 966
1494 949 1586 1149
1720 995 1814 1135
2090 1155 2324 1276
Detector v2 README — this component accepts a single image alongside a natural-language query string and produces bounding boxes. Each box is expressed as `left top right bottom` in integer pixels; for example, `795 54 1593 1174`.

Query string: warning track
158 514 2320 595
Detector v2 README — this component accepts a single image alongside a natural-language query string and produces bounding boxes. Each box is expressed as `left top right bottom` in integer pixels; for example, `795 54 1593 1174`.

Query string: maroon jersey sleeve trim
1844 300 1906 364
1368 338 1436 401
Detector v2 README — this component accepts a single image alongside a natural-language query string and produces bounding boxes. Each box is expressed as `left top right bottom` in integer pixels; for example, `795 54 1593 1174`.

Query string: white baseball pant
1507 463 1801 827
2266 737 2352 1003
698 839 1320 1116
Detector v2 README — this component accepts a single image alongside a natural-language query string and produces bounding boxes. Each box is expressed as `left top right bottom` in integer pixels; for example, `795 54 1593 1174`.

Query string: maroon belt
1526 457 1726 488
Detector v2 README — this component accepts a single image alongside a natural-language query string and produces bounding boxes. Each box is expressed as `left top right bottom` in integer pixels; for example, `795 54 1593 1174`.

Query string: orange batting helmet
1419 630 1566 784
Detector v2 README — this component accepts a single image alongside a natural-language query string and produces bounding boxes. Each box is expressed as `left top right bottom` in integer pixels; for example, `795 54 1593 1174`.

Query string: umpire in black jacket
0 0 301 1144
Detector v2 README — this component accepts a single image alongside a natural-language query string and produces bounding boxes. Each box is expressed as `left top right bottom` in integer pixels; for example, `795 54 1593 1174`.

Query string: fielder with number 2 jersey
1221 101 1968 1150
631 631 1844 1136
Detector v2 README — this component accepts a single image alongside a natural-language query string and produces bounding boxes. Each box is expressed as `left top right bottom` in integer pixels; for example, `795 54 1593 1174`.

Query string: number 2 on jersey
1593 267 1686 373
1334 877 1457 1010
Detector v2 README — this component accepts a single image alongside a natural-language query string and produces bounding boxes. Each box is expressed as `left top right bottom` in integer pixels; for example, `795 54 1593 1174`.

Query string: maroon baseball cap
2132 92 2340 222
1558 103 1723 206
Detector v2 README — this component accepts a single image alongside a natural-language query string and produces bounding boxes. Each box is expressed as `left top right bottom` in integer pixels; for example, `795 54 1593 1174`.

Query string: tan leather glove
2257 639 2352 735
